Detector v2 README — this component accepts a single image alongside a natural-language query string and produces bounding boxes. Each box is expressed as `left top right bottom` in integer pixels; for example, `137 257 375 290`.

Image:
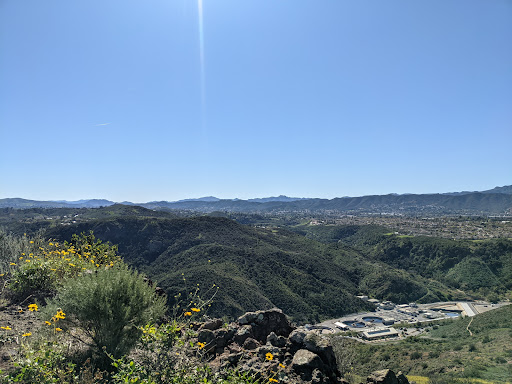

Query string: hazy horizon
2 182 510 204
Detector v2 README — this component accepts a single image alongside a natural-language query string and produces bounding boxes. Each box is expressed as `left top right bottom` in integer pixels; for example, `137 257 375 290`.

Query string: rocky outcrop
366 369 410 384
190 308 406 384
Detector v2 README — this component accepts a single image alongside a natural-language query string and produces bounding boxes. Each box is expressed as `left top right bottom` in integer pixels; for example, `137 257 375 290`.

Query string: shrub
44 264 166 364
0 229 44 273
8 232 120 300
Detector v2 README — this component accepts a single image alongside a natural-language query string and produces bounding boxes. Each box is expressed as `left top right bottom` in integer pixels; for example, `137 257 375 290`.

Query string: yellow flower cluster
53 309 66 321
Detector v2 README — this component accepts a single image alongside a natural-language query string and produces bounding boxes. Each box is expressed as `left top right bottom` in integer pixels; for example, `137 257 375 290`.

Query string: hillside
41 216 456 322
296 224 512 301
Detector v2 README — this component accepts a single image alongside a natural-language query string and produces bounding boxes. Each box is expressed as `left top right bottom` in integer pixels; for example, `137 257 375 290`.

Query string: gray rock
233 325 253 345
237 308 293 343
292 349 323 371
367 369 399 384
289 328 307 345
304 333 337 368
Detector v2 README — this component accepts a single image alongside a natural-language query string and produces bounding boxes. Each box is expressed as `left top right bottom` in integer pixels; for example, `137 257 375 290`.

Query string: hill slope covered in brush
41 215 455 322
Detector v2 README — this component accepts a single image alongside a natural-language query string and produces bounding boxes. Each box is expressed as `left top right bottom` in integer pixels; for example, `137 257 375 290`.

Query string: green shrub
8 232 120 301
44 264 166 364
0 229 44 273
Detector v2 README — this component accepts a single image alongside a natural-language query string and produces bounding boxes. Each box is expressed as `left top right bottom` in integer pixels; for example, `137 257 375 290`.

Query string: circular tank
345 320 366 328
362 316 384 323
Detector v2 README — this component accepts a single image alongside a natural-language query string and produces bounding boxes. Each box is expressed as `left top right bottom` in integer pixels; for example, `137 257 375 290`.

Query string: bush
8 232 120 301
0 229 44 273
44 264 167 364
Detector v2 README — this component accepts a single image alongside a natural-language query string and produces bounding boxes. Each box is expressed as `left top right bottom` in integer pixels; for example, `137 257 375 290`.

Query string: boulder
367 369 399 384
303 333 337 368
292 349 324 371
237 308 293 343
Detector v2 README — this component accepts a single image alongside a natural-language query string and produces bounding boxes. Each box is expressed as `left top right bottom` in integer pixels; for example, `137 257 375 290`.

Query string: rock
187 309 407 384
237 308 293 343
267 331 287 348
243 337 260 350
199 318 223 331
292 349 324 371
289 328 307 345
367 369 399 384
233 325 253 345
213 327 236 348
198 329 215 344
303 333 337 368
396 371 409 384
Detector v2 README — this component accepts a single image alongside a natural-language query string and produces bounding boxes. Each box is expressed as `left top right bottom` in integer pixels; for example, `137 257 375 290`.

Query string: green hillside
297 224 512 301
44 216 382 322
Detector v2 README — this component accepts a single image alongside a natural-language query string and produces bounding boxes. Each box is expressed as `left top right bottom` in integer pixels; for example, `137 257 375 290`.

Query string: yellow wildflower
55 328 63 332
10 263 16 266
28 304 38 312
197 342 205 349
191 307 200 312
1 326 12 330
266 352 274 361
184 312 192 316
45 321 51 326
69 263 75 267
29 241 34 244
55 310 66 320
22 332 31 337
279 363 286 369
269 379 278 383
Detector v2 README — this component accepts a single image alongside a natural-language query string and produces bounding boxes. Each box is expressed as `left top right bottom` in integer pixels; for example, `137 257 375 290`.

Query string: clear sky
1 0 511 202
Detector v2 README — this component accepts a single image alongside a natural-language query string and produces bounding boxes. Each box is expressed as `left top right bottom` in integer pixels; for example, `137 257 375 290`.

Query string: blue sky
1 0 511 202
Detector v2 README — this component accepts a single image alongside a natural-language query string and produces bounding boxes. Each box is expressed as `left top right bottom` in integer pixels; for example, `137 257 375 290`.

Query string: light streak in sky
198 0 206 132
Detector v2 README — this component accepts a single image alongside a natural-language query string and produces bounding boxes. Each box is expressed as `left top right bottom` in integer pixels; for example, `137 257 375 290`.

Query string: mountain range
1 186 512 216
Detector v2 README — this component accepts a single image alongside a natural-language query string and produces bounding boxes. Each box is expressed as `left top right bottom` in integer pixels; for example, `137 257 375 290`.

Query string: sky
1 0 511 202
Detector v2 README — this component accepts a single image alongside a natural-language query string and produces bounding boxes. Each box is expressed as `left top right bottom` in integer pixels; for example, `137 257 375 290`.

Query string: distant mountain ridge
1 185 511 215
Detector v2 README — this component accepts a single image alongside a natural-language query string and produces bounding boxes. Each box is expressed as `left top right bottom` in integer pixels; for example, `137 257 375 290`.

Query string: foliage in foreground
7 231 120 300
0 231 278 383
43 264 167 364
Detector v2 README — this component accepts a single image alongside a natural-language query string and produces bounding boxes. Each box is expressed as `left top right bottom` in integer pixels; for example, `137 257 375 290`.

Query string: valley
1 195 512 383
